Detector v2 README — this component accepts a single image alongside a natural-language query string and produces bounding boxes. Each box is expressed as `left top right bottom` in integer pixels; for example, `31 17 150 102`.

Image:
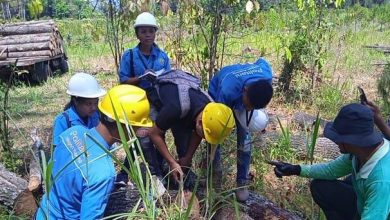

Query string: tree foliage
27 0 44 19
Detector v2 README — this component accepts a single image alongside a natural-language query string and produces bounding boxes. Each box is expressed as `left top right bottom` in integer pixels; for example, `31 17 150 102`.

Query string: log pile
364 45 390 55
0 20 65 66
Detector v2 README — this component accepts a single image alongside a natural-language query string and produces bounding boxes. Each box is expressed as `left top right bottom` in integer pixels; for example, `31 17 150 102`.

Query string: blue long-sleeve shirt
118 43 171 90
36 126 115 220
208 58 273 111
52 106 100 146
300 139 390 220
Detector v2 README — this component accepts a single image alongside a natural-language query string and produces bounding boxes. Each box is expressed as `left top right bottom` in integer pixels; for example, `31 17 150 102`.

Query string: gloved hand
267 160 301 178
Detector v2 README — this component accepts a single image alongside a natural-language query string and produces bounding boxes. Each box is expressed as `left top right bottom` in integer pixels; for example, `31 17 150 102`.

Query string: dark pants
171 122 197 190
310 178 358 220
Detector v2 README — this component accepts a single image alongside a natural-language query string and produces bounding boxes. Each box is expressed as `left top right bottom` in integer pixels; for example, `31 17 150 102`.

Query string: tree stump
0 163 28 208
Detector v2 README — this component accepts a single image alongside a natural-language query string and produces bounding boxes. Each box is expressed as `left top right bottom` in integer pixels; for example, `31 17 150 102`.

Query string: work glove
267 160 301 178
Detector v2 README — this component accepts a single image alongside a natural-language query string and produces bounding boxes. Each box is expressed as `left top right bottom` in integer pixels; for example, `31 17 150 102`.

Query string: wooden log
2 42 53 52
0 47 7 60
0 56 52 67
0 25 55 36
1 20 54 27
104 187 302 219
0 163 28 208
0 33 53 45
7 50 53 58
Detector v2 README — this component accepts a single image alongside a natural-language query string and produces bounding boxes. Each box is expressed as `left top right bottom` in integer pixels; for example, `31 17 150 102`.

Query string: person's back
355 141 390 219
36 126 115 219
208 58 272 110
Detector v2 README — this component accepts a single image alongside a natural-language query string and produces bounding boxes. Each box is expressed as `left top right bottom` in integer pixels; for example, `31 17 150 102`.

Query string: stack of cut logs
0 20 64 63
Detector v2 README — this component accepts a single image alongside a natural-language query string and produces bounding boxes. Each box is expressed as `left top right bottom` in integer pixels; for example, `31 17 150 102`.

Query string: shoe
235 183 249 202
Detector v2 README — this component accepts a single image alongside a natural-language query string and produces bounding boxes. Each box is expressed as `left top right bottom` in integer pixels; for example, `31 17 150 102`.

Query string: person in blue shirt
52 72 106 147
29 73 106 193
208 57 273 202
118 12 170 96
118 12 170 181
35 85 153 219
269 103 390 220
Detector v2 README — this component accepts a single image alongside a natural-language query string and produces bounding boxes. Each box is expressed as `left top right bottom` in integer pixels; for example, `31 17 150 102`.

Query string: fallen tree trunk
104 187 302 219
0 25 55 36
1 20 54 27
0 33 53 45
7 50 53 58
2 42 54 52
0 163 28 208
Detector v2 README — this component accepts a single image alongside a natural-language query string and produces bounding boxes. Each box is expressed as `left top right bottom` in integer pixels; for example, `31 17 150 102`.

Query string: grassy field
2 6 390 219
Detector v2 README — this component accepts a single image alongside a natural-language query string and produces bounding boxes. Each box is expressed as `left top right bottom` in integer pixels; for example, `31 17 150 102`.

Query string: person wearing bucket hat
208 57 273 201
35 85 153 219
268 103 390 220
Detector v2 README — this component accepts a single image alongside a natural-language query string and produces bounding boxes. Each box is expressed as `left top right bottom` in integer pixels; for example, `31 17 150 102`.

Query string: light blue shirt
118 43 171 90
52 106 100 146
300 139 390 220
208 58 273 111
36 126 115 220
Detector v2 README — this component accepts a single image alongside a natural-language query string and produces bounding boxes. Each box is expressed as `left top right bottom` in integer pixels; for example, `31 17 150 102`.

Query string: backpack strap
62 111 71 129
129 49 135 77
156 70 213 118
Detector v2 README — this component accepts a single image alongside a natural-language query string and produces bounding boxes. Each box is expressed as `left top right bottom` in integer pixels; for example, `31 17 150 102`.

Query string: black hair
99 110 118 130
63 96 90 111
246 80 273 109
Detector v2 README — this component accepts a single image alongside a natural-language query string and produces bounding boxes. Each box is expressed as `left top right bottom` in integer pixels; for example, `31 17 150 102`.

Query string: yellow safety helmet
202 102 235 144
98 84 153 127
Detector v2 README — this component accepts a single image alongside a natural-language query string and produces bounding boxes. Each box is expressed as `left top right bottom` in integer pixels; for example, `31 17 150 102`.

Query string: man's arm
360 182 390 220
300 154 353 179
118 50 140 85
52 116 68 146
366 101 390 139
149 125 183 181
178 131 202 168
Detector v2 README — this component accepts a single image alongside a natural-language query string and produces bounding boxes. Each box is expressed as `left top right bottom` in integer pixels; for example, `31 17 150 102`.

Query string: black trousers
310 177 358 220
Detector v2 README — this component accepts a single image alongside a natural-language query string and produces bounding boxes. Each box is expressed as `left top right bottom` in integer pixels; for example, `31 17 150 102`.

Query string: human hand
365 101 381 117
267 160 301 178
169 161 184 183
178 156 192 169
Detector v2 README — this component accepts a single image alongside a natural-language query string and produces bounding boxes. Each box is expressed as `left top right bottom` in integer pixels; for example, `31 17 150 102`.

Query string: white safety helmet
66 72 106 98
134 12 158 29
235 109 269 132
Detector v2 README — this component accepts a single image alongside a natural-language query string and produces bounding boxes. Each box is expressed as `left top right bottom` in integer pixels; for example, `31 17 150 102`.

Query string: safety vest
155 69 213 118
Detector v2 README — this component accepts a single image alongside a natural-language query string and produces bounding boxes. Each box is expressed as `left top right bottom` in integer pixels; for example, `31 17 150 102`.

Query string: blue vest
208 58 273 111
36 126 115 220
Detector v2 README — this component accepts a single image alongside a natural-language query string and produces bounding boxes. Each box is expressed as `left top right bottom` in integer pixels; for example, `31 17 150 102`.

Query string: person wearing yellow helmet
149 70 235 183
35 85 152 219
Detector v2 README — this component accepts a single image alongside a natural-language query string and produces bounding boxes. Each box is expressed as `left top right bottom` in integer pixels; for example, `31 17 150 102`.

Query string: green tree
28 0 44 19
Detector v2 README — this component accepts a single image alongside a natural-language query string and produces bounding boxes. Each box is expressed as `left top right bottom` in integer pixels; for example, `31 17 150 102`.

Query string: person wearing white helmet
235 109 269 132
118 12 170 90
51 72 106 147
117 12 171 182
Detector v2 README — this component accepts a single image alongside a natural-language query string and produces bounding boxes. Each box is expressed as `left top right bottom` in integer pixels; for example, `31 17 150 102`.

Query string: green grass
3 4 390 219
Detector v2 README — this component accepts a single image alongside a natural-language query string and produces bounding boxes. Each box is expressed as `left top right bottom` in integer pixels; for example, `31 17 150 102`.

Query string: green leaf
284 47 292 63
